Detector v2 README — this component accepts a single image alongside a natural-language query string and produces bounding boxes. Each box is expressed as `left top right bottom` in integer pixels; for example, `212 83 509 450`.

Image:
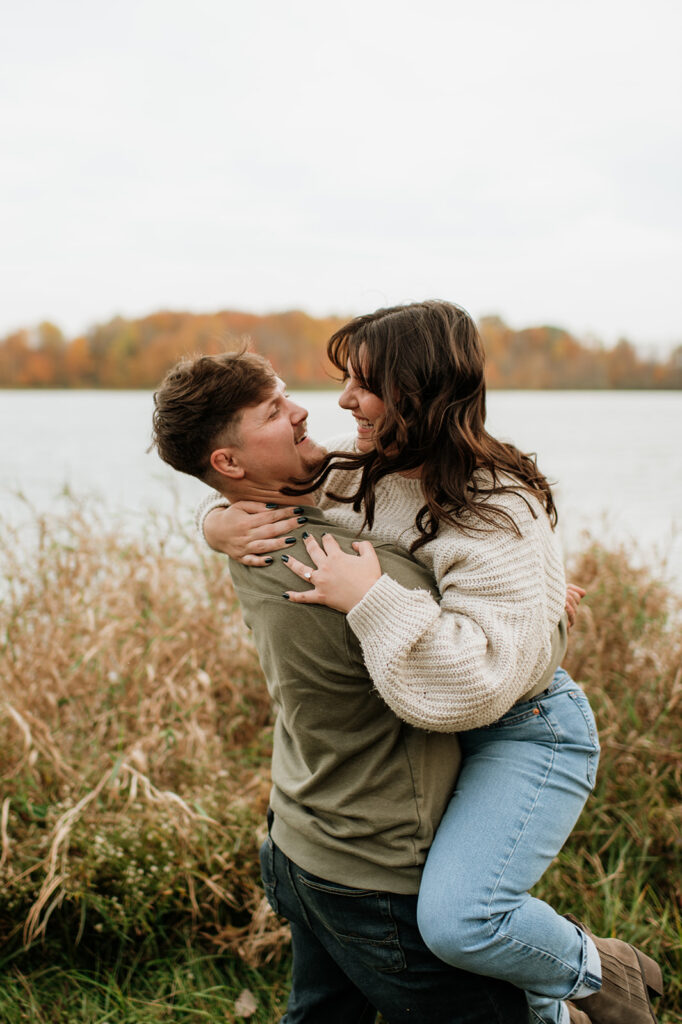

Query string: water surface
3 389 681 580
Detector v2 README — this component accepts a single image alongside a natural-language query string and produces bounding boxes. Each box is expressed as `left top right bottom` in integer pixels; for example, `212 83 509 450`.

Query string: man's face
232 379 326 489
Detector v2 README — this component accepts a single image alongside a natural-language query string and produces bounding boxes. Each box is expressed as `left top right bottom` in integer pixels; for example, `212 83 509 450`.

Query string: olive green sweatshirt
228 507 461 894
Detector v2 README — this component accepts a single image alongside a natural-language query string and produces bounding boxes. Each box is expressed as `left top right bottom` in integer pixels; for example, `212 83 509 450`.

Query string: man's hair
151 349 276 481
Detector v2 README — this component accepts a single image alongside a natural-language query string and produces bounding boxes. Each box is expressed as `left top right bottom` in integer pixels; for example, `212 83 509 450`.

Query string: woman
199 301 662 1024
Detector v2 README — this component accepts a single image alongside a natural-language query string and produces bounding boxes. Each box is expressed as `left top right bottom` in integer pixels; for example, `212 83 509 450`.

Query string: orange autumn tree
0 310 679 389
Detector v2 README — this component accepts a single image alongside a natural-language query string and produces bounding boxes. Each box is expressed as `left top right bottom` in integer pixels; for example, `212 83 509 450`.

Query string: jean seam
528 996 571 1024
563 928 598 999
294 872 406 973
492 928 588 984
286 855 314 930
298 876 378 898
567 690 601 787
537 701 561 744
296 872 400 943
485 724 558 925
482 702 590 991
486 677 574 729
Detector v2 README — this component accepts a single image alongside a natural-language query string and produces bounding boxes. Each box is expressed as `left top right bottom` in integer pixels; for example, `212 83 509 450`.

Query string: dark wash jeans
260 832 530 1024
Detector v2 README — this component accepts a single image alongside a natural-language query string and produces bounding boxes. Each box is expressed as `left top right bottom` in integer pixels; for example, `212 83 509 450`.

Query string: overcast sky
2 0 680 353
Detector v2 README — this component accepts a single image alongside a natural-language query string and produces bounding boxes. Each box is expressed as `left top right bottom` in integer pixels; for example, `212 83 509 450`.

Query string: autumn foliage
0 310 680 389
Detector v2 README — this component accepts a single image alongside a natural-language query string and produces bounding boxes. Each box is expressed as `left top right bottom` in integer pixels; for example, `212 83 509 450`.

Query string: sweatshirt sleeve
346 505 566 733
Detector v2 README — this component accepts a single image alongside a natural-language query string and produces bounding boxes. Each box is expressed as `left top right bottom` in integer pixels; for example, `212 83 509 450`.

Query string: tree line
0 309 680 389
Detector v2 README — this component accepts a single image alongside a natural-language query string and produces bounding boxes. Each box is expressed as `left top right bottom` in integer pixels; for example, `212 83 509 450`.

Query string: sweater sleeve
194 490 230 543
346 504 566 733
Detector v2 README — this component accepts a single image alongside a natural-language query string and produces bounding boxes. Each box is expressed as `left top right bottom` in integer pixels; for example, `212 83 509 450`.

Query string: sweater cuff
347 574 440 647
195 494 230 542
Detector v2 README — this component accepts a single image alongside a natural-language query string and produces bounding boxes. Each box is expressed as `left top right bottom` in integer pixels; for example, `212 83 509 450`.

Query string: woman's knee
416 889 488 967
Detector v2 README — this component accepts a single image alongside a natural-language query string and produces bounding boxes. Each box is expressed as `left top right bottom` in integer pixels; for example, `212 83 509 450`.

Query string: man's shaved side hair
151 349 276 482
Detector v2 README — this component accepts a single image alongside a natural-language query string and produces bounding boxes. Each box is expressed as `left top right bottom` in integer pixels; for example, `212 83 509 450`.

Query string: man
151 349 531 1023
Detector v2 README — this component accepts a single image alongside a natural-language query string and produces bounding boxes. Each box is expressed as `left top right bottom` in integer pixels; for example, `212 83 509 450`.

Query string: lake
2 389 681 582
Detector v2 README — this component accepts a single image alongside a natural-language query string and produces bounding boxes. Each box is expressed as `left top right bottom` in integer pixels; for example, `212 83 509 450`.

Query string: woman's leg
417 670 602 1024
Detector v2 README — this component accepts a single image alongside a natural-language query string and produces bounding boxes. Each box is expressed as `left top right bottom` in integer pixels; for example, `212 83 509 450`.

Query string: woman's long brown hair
294 300 557 552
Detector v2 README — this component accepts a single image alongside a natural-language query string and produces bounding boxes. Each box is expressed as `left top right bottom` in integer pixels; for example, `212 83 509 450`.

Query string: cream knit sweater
196 434 567 733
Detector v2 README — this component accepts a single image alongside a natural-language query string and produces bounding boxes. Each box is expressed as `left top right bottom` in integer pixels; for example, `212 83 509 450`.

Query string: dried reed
0 501 278 964
1 506 680 1018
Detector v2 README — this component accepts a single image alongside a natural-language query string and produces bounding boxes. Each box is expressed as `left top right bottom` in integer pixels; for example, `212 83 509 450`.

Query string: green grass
0 944 289 1022
1 506 680 1021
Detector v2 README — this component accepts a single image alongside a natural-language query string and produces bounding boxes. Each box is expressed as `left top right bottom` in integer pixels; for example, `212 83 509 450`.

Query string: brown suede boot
566 1001 592 1023
566 914 663 1024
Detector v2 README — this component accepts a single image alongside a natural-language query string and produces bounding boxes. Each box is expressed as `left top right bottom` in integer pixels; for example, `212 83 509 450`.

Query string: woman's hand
203 502 308 564
565 583 586 629
281 532 382 613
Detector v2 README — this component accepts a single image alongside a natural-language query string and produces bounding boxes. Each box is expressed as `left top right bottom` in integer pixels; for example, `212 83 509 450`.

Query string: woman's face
338 358 386 453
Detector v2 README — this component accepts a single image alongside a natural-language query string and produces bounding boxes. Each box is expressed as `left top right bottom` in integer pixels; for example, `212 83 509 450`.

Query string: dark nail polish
281 554 289 562
302 531 310 539
321 532 328 537
285 537 296 545
264 557 273 564
265 503 278 509
282 593 290 600
297 516 308 524
292 506 304 514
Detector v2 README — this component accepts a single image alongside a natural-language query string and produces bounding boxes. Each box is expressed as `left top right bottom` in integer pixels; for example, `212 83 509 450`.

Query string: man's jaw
294 430 327 473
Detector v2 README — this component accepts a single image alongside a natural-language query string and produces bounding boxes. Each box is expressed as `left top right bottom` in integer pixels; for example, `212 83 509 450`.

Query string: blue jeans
260 832 530 1023
417 669 601 1024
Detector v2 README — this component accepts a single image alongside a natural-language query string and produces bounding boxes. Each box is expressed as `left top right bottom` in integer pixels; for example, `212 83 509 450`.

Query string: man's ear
210 447 245 480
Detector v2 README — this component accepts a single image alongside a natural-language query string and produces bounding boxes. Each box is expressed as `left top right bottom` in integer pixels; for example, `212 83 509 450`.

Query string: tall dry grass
1 505 680 1019
0 502 286 965
545 540 682 1018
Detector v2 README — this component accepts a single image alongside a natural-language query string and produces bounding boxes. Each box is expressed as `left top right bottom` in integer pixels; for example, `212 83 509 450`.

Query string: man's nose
289 399 308 422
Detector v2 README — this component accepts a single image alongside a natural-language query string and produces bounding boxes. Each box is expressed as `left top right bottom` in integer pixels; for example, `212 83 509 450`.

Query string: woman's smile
339 361 386 453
